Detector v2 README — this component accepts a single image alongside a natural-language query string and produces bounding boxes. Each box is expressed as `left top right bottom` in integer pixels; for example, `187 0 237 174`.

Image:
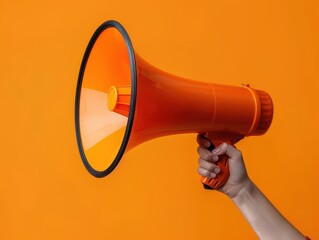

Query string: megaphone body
75 20 273 189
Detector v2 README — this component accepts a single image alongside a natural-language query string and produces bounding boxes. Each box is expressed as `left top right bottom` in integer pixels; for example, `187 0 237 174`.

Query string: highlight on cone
75 20 273 188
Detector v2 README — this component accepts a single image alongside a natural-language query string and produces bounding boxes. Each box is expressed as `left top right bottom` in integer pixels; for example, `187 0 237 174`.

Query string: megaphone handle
200 141 230 190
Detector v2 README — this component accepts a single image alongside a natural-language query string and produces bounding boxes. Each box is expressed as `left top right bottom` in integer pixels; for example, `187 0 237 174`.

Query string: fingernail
214 168 220 174
210 173 216 178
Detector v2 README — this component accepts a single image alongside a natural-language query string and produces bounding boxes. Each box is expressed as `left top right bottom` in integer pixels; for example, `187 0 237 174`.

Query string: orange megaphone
75 20 273 189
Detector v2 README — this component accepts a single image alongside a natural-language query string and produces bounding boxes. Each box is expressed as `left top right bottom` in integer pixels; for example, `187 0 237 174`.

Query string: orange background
1 0 318 239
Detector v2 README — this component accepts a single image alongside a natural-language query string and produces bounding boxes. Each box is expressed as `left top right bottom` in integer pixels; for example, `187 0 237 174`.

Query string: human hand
197 134 251 198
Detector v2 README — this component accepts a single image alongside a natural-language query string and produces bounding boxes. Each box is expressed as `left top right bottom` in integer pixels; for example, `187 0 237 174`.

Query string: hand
197 135 307 239
197 134 251 198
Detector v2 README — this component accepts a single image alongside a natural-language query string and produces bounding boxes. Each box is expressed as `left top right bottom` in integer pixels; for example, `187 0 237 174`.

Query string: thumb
212 142 241 160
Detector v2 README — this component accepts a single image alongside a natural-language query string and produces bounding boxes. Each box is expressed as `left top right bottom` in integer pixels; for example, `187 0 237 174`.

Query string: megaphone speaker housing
75 20 273 188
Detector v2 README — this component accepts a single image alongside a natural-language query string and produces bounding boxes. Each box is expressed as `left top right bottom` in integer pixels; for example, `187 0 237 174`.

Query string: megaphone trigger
202 134 215 152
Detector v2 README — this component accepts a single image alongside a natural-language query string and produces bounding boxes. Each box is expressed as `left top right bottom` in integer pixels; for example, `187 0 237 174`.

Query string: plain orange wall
1 0 318 239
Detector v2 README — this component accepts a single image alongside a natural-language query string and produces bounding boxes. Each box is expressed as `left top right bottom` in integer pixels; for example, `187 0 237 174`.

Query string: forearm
231 180 305 240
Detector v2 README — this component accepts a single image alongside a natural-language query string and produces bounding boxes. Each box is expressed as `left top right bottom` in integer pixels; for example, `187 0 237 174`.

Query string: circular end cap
107 86 118 111
255 90 274 135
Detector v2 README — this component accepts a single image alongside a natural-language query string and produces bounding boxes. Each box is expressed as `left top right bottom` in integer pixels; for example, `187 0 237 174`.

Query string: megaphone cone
75 20 273 189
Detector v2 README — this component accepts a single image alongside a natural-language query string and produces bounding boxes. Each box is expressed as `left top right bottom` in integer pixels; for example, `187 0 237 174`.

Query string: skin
197 134 306 240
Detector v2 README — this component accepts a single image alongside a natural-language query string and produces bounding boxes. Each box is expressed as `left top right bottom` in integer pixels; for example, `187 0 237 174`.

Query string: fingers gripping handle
201 142 230 190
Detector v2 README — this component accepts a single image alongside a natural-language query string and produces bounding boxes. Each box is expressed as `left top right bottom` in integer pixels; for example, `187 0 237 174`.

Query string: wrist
230 178 256 202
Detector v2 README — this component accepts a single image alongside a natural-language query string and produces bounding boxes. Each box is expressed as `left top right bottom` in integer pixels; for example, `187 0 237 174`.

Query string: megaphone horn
75 20 273 189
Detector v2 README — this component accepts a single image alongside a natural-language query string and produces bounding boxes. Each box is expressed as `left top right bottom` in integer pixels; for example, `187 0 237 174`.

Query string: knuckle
204 153 211 160
221 142 228 149
197 146 201 153
208 165 215 172
234 149 242 158
199 159 209 169
197 167 204 175
197 146 205 155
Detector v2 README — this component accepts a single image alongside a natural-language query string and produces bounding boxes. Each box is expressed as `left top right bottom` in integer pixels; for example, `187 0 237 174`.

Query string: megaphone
75 20 273 189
